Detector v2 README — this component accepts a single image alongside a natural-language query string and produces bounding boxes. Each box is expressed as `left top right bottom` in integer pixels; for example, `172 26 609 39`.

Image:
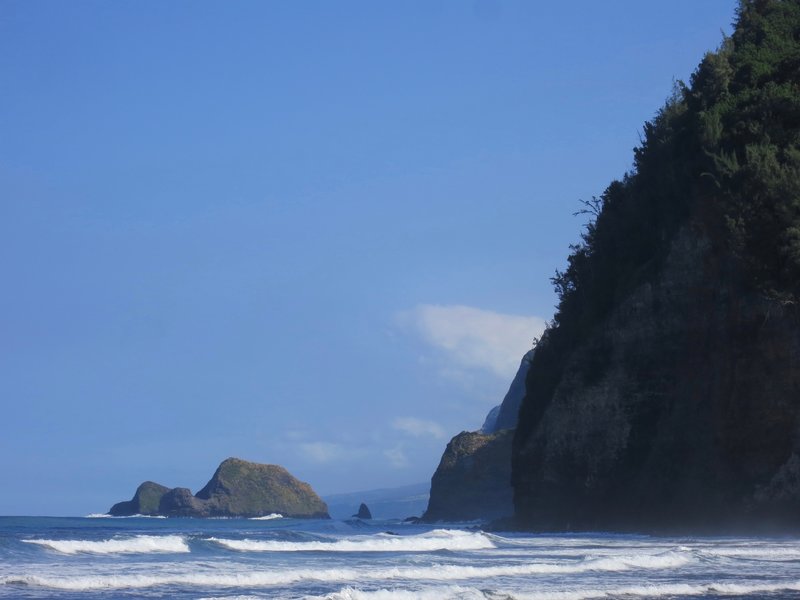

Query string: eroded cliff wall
513 222 800 532
423 351 533 522
511 0 800 533
424 429 514 522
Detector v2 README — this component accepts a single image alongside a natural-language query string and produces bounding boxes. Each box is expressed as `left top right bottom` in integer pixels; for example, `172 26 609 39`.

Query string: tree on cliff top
520 0 800 435
550 0 800 338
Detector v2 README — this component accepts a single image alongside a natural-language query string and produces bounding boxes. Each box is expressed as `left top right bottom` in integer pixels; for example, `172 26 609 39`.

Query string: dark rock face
480 405 501 435
481 350 535 434
493 349 536 433
353 503 372 519
424 350 533 522
423 429 514 522
109 481 170 516
513 223 800 532
159 487 205 517
107 457 329 519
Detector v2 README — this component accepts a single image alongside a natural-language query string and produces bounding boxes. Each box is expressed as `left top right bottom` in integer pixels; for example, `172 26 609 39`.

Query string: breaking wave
307 580 800 600
84 513 166 519
197 596 265 600
311 585 492 600
0 550 690 590
22 535 190 555
510 580 800 600
248 513 283 520
196 596 265 600
207 529 495 552
697 545 800 560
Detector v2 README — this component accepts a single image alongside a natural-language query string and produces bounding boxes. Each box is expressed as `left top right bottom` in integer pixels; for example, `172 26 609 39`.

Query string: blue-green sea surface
1 516 800 599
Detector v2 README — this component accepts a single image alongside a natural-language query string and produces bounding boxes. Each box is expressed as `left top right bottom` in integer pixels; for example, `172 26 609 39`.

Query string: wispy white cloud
297 442 360 465
392 417 446 439
383 445 410 468
397 304 545 379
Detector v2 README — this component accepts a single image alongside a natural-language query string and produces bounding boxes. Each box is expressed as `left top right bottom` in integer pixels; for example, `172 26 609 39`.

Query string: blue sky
0 0 736 515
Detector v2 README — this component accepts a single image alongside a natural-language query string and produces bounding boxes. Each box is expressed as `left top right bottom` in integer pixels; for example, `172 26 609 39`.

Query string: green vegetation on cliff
513 0 800 531
196 457 329 518
424 430 514 522
534 0 800 408
108 458 329 519
133 481 170 515
109 481 170 516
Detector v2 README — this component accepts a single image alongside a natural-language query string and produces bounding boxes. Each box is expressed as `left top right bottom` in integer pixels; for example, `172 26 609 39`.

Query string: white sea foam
0 549 691 590
306 585 491 600
208 529 495 553
198 596 265 600
22 535 189 555
248 513 283 520
306 580 800 600
511 580 800 600
83 513 166 519
698 545 800 560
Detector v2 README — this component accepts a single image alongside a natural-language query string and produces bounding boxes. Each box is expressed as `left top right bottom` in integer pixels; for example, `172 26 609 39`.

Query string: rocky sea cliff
426 0 800 533
513 221 800 532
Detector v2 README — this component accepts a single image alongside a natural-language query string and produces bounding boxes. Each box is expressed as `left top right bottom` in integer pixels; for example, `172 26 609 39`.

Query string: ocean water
1 516 800 599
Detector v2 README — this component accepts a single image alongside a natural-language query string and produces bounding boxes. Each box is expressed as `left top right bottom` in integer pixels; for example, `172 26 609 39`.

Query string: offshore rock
513 223 800 532
353 503 372 519
195 458 329 518
109 481 170 516
423 429 514 522
159 487 205 517
107 457 329 519
323 482 429 520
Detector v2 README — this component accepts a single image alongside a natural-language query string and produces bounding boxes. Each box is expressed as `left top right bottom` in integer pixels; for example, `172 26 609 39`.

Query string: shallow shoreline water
1 516 799 599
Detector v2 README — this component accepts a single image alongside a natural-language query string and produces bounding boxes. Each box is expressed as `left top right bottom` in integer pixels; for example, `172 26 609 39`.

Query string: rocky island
109 457 329 519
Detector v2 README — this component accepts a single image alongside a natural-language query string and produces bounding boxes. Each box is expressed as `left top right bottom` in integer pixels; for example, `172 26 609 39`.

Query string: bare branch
573 196 603 218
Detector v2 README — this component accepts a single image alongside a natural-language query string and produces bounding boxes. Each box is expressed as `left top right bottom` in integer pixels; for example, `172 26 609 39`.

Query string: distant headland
108 457 329 519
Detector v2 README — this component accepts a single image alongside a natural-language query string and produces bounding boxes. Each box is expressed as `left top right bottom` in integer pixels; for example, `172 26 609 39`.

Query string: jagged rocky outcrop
424 429 514 522
353 502 372 519
424 350 533 522
108 457 329 519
